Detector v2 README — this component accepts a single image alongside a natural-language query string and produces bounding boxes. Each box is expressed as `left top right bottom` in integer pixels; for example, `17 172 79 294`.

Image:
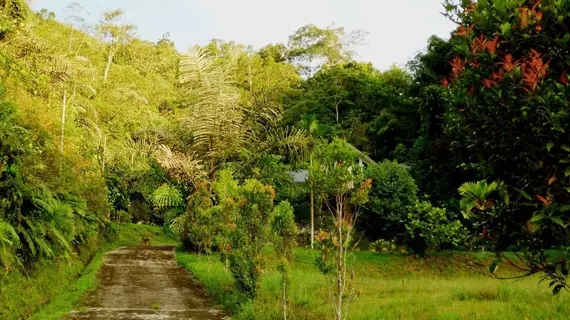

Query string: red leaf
456 25 474 37
483 36 500 54
492 69 504 82
441 77 450 87
500 54 521 73
535 194 551 208
469 59 480 68
481 79 496 88
519 8 530 28
466 1 476 13
548 176 556 186
449 56 465 79
471 34 485 54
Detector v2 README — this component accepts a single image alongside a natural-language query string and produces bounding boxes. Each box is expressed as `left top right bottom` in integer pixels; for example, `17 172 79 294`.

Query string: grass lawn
177 247 570 320
0 223 177 320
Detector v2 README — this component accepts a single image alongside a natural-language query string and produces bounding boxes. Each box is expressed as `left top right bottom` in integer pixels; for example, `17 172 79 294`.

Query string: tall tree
287 24 366 76
64 2 88 52
96 9 135 83
443 0 570 293
178 45 243 181
298 114 325 248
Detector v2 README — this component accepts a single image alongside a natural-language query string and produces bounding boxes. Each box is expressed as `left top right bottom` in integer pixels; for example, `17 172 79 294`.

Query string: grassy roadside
0 223 177 320
177 247 570 320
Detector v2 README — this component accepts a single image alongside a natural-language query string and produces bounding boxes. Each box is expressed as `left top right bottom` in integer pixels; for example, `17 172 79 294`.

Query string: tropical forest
1 0 570 319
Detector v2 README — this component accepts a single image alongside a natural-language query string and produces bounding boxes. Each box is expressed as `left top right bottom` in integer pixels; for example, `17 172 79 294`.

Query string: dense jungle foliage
1 0 570 318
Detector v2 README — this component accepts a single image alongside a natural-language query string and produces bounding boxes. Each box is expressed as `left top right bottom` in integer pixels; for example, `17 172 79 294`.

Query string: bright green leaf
551 217 566 228
515 188 532 201
500 22 511 35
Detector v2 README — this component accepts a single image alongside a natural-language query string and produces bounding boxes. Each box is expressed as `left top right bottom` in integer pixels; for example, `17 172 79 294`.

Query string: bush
370 239 408 254
404 200 467 255
228 179 276 299
116 210 132 223
363 160 418 238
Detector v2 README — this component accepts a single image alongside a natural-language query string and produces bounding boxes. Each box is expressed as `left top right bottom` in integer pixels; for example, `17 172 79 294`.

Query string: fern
49 227 72 253
169 214 188 236
19 216 54 258
0 220 20 269
151 184 184 209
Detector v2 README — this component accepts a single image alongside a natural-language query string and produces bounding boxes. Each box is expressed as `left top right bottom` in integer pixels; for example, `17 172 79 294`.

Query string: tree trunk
310 188 315 249
209 157 215 182
60 88 67 153
69 29 74 51
104 47 115 83
208 136 216 182
335 195 344 320
102 134 107 175
336 104 339 124
335 99 342 124
282 275 288 320
248 60 253 93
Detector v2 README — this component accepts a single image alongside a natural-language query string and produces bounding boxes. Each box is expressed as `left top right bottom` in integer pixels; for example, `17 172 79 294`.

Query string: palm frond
179 45 245 163
154 144 207 187
169 214 188 236
265 126 311 161
151 184 184 209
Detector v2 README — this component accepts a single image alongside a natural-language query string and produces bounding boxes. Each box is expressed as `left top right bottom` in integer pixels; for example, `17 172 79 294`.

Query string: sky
32 0 456 71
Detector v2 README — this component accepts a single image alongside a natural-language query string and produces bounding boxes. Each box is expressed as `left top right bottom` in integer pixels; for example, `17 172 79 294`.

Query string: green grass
177 247 570 320
0 223 177 320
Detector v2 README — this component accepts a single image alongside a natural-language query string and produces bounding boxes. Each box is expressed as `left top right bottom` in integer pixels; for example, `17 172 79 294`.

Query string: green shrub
228 179 276 299
404 200 466 255
370 239 408 254
116 210 132 223
363 160 418 238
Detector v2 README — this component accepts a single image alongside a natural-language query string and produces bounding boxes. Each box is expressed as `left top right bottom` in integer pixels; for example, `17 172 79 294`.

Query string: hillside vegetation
2 1 570 319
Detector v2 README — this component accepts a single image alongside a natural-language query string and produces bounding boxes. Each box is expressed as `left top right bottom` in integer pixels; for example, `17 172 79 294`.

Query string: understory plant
363 160 417 238
370 238 408 254
405 200 467 255
310 139 372 320
460 179 570 295
271 201 298 320
227 179 276 299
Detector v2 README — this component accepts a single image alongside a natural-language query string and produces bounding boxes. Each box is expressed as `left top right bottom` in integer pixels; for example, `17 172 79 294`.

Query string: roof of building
290 143 376 183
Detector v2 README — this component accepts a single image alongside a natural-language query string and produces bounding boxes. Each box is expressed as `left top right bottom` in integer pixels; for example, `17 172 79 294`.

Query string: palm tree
179 46 244 181
298 114 325 248
458 180 502 217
